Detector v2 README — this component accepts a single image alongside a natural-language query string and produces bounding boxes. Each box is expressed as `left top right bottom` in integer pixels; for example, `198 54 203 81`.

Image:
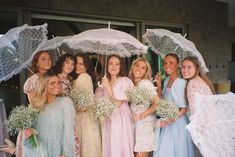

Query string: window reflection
32 17 137 77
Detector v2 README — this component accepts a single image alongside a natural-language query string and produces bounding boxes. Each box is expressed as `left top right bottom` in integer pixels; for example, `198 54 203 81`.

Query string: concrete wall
0 0 235 82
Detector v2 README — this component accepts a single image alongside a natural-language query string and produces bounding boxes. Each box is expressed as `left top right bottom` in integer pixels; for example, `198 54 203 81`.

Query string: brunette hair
73 53 97 91
31 51 53 74
182 56 215 94
105 55 126 80
53 54 74 81
164 53 179 63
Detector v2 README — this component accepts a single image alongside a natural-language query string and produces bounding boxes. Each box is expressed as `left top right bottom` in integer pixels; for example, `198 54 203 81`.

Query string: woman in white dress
128 58 159 157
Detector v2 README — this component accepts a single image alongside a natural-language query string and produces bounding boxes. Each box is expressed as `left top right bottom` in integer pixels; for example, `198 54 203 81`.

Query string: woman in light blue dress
23 71 76 157
154 53 195 157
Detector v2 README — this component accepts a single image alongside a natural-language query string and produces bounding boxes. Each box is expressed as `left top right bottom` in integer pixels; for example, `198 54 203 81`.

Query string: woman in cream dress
72 53 101 157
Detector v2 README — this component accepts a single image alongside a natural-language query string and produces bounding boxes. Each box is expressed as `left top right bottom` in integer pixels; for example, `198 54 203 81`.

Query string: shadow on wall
228 62 235 93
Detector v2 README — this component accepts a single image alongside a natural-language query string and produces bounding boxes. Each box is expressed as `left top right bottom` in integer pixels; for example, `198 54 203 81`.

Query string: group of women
0 49 215 157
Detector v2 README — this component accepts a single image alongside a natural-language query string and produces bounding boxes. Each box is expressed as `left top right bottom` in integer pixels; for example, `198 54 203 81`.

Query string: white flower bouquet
155 99 179 120
93 98 116 119
126 86 151 106
5 106 39 148
70 88 94 110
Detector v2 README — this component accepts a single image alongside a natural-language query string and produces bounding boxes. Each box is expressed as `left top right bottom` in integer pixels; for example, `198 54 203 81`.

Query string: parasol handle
97 81 103 87
151 77 156 83
95 54 99 72
108 21 111 29
97 55 107 88
173 33 187 52
98 54 108 88
52 35 61 56
99 21 110 87
158 55 161 73
7 49 36 76
95 54 104 87
104 54 108 76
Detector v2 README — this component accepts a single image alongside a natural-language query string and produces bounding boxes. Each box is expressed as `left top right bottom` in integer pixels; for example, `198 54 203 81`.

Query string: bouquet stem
24 129 39 148
28 134 39 147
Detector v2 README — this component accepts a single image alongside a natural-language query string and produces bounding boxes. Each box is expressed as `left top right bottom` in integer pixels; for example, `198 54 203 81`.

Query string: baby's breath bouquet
155 99 179 120
94 98 116 119
5 106 39 148
126 86 151 106
70 88 94 110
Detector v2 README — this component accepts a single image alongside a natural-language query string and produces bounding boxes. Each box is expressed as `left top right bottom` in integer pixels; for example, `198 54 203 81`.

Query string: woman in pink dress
96 55 134 157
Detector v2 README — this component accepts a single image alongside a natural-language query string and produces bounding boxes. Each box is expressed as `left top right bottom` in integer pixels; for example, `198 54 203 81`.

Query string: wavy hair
31 51 53 75
182 56 215 94
73 53 97 91
53 53 74 81
31 71 59 110
128 57 152 82
106 55 126 80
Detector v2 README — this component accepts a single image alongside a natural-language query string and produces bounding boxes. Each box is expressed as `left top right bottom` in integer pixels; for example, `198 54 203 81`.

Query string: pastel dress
23 97 76 157
130 79 158 152
73 73 101 157
95 77 134 157
23 74 39 94
61 78 72 96
153 77 195 157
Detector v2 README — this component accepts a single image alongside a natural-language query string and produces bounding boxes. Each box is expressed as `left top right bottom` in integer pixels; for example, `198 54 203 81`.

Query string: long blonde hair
128 57 152 81
183 56 215 94
31 71 59 110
